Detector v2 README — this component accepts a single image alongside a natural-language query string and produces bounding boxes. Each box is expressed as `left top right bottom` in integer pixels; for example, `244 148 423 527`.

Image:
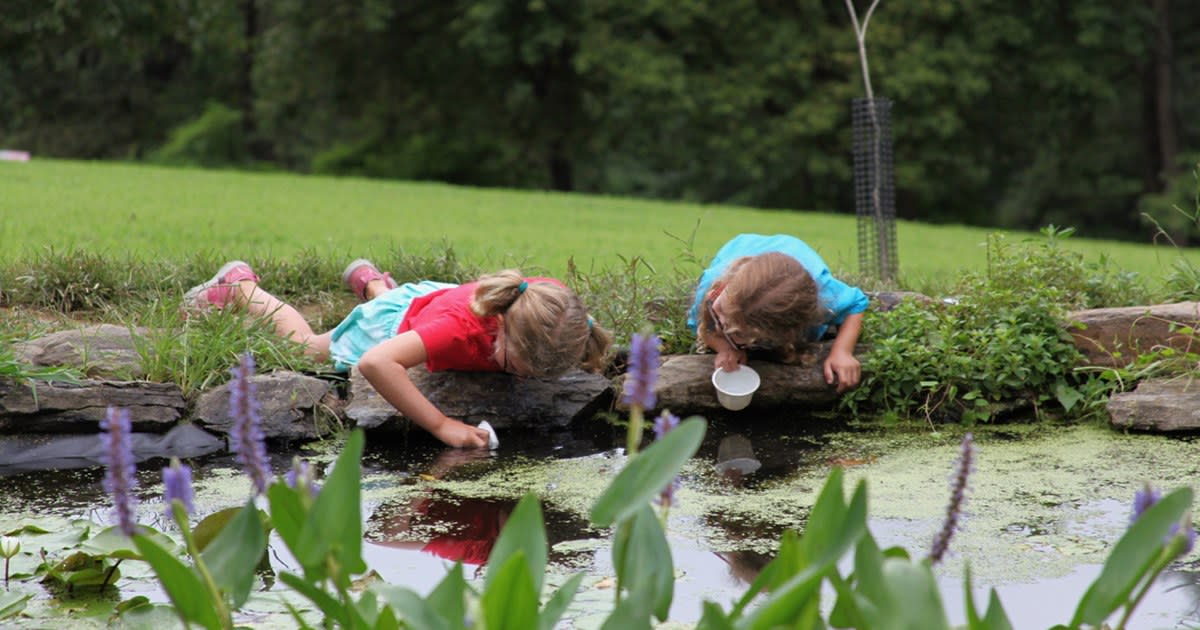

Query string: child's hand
433 418 491 449
714 347 747 372
824 349 861 393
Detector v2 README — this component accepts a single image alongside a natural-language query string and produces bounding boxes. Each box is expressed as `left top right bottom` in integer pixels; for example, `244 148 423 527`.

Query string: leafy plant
845 227 1150 424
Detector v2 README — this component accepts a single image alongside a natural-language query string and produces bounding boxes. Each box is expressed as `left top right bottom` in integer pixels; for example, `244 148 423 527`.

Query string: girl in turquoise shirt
687 234 870 392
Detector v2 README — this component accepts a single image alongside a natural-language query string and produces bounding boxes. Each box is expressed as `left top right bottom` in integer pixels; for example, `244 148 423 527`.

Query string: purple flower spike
656 477 681 507
162 458 194 521
229 352 271 495
653 411 680 440
1132 484 1162 523
286 457 321 498
101 406 138 537
622 333 661 410
929 432 974 565
653 410 681 507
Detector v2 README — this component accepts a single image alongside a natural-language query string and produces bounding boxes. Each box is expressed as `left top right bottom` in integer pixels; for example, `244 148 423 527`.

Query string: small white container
711 365 761 411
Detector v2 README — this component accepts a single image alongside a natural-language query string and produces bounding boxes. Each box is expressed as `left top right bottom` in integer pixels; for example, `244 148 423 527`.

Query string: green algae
3 421 1199 627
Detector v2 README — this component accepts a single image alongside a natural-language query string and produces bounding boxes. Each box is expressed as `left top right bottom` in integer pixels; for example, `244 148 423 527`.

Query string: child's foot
184 261 259 310
343 259 397 301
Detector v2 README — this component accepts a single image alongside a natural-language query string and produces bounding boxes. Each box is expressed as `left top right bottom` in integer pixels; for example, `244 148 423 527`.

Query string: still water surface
2 416 1199 628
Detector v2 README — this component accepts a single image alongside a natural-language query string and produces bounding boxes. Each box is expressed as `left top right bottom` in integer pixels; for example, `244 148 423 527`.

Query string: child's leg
231 281 332 362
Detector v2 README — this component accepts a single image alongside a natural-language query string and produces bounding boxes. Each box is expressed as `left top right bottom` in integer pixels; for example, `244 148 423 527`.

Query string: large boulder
0 377 186 433
345 366 613 432
14 324 148 379
1108 379 1200 432
193 371 339 441
1068 302 1200 368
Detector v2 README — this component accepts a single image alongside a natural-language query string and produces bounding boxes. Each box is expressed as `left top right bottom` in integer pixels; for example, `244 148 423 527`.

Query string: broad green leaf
1071 487 1193 626
0 592 31 620
732 530 802 615
486 494 547 595
591 417 706 527
132 534 224 630
201 499 267 608
877 558 952 630
481 552 539 630
373 584 451 630
82 525 175 560
296 429 367 580
539 573 585 630
267 480 306 551
192 506 241 551
279 571 354 628
696 601 736 630
981 589 1014 630
599 588 654 630
611 504 674 621
425 562 466 628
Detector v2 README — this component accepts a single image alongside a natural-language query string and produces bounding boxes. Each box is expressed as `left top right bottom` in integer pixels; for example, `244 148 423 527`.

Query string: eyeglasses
706 297 773 353
706 298 749 351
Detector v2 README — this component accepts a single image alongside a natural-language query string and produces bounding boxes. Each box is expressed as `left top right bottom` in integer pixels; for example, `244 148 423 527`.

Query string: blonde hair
699 252 820 363
472 270 613 376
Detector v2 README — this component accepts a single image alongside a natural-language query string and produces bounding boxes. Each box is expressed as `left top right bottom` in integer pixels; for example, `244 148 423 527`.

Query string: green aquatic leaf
486 494 547 595
590 417 706 528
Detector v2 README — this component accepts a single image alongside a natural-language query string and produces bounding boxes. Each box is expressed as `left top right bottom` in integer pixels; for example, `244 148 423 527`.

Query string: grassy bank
3 159 1197 294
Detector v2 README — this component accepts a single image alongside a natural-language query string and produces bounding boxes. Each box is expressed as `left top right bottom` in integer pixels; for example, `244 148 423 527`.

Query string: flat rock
193 371 338 441
0 424 224 473
14 323 148 379
1068 302 1200 368
0 377 185 433
345 366 613 431
1108 378 1200 432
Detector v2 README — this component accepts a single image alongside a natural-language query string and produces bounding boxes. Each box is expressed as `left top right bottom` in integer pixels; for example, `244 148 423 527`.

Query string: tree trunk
1143 0 1178 191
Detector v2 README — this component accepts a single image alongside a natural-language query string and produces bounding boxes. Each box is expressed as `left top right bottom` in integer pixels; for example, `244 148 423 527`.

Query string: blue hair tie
587 316 594 330
517 280 528 294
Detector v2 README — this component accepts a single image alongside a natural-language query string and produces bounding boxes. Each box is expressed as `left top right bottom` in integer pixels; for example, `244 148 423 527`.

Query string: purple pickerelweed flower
285 457 321 498
622 332 661 410
653 410 682 507
1132 484 1162 524
929 433 975 565
653 410 680 440
101 406 138 537
161 457 194 521
229 352 271 495
1131 484 1197 554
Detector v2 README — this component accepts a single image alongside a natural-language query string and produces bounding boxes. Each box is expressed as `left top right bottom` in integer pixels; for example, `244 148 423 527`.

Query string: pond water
2 416 1199 629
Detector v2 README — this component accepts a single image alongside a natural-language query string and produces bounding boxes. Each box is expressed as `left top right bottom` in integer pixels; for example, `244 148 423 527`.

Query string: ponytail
472 269 613 377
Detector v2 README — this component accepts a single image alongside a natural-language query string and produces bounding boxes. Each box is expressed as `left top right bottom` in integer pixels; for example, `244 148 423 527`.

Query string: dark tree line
2 1 1198 241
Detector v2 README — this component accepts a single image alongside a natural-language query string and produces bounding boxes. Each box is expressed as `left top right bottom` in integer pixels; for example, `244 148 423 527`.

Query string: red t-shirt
398 277 564 372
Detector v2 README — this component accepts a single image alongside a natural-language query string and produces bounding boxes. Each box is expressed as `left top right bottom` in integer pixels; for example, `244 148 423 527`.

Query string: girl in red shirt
186 260 612 448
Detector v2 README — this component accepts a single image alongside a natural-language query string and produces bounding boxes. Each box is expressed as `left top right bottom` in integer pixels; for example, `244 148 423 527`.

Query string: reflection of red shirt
399 278 564 373
416 499 511 565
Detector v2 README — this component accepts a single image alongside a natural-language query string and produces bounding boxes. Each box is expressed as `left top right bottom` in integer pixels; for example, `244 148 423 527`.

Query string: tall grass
4 159 1198 295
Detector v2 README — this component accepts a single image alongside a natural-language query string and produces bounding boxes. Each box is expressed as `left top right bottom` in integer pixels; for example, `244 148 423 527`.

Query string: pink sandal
342 259 397 301
184 261 259 310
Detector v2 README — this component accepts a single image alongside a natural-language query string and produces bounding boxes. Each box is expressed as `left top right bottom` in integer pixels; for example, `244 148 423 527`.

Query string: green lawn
3 159 1196 292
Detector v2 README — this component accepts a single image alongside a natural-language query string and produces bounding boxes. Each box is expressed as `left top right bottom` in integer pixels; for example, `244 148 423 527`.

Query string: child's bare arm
698 327 747 372
358 332 490 448
824 312 864 392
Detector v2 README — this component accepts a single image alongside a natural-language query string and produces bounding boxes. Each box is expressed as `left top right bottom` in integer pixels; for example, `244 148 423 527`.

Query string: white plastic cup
711 365 761 411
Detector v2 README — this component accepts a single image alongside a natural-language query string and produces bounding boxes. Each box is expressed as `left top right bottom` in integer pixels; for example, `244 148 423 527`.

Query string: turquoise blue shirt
686 234 869 340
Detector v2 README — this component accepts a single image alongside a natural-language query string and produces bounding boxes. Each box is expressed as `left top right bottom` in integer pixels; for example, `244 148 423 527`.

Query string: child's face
709 292 754 350
493 322 536 377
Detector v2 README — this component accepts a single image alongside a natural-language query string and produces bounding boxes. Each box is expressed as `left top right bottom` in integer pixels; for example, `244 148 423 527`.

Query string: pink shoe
343 259 397 301
184 261 259 310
